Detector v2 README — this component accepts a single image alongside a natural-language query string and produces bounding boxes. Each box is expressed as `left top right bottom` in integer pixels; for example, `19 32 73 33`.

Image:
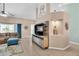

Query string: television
37 26 43 31
35 23 45 36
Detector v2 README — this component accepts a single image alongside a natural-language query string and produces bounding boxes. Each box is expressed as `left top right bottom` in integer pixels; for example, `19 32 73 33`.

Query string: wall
49 12 69 48
0 16 35 39
65 4 79 43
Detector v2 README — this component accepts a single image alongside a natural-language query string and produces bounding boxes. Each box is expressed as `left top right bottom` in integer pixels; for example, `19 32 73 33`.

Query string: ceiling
0 3 69 20
0 3 37 20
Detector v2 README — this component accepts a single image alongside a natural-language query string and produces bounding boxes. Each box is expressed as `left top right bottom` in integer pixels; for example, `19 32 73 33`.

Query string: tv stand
32 34 48 49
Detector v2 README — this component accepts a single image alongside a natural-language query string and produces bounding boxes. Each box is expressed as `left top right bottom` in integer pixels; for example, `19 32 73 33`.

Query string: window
0 23 15 33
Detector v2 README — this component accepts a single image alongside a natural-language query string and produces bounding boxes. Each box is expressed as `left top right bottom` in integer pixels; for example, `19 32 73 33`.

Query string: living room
0 3 79 56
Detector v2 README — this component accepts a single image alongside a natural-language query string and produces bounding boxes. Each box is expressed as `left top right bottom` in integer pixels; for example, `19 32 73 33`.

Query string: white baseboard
48 45 70 50
70 41 79 45
48 41 79 50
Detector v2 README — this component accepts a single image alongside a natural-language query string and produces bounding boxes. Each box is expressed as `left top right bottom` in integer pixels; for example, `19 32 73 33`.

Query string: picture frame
37 3 47 18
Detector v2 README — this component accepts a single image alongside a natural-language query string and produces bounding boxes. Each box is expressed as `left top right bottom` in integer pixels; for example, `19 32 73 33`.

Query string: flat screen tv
35 23 45 36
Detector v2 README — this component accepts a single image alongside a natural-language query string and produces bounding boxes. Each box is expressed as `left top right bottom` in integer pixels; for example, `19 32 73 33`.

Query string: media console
32 21 49 49
32 34 48 49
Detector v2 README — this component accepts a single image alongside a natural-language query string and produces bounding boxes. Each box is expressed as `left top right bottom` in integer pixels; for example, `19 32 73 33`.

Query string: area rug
0 44 11 56
0 45 23 56
7 45 23 55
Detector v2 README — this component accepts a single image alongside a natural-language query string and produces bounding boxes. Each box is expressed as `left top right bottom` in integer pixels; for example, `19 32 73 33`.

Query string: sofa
0 33 19 38
0 38 7 44
0 32 19 45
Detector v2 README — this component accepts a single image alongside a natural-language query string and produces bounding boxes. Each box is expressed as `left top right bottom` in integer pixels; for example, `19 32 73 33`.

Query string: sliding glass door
0 23 22 38
0 23 15 33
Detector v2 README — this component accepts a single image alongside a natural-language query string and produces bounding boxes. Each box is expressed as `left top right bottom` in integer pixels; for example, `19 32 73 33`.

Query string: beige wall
0 16 35 39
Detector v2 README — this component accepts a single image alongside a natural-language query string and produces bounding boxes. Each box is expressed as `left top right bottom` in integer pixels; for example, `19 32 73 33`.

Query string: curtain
17 24 22 38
